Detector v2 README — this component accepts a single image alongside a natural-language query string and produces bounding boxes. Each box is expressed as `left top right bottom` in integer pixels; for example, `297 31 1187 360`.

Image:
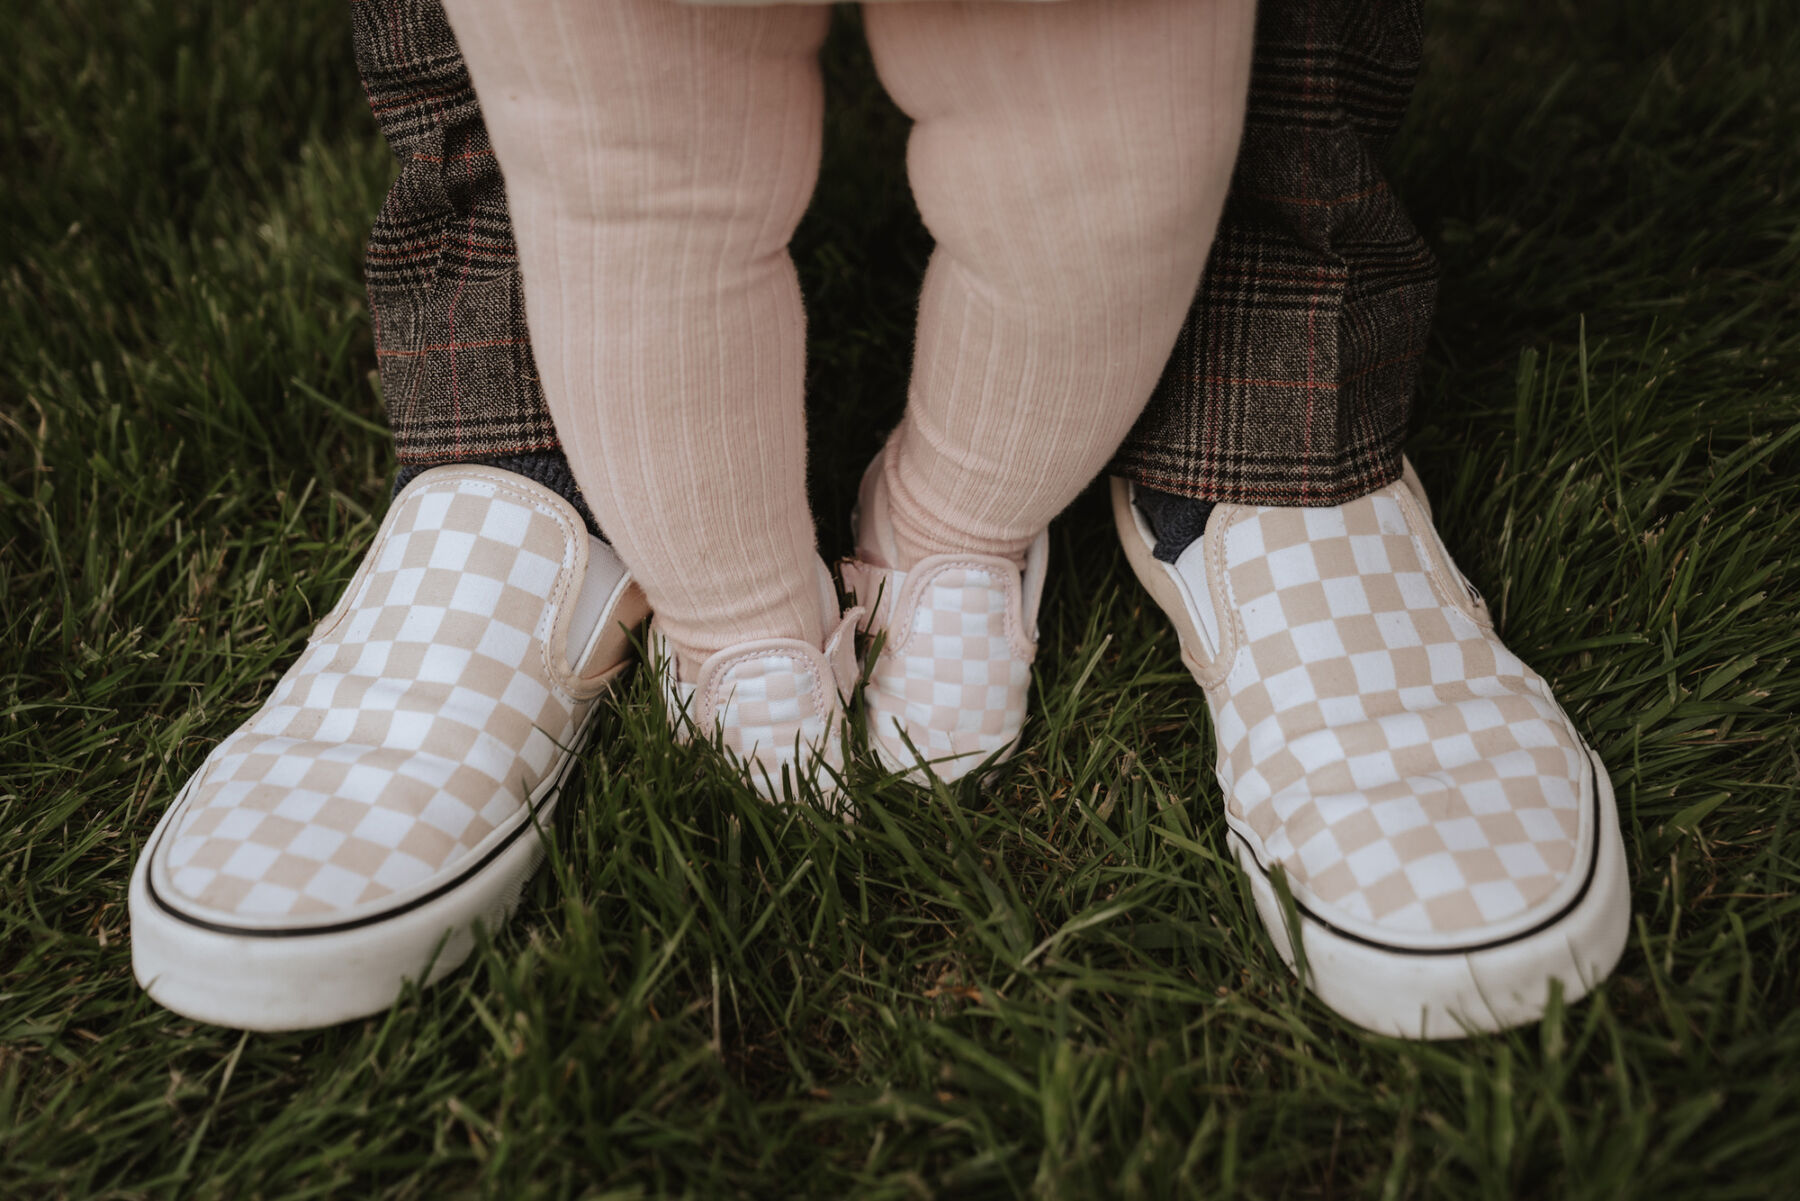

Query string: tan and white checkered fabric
1206 485 1586 935
653 610 859 799
841 539 1043 778
157 468 598 920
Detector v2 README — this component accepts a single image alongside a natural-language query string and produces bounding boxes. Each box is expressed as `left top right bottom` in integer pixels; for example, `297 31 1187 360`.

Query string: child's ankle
657 558 842 682
661 624 819 684
890 523 1030 573
859 452 1030 572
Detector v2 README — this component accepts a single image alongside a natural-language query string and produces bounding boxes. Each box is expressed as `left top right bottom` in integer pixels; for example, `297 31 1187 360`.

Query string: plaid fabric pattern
352 0 563 465
155 468 597 920
356 0 1431 506
1112 0 1438 506
1205 481 1587 935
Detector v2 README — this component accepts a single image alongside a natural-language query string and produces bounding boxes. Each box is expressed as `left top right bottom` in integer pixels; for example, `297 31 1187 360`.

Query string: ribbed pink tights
443 0 1252 676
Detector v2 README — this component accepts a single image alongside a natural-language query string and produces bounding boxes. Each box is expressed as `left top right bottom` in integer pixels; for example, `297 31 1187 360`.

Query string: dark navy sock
1134 487 1215 564
393 451 605 541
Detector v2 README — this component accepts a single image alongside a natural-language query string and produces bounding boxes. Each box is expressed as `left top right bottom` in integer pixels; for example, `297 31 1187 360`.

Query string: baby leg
442 0 832 678
863 0 1255 567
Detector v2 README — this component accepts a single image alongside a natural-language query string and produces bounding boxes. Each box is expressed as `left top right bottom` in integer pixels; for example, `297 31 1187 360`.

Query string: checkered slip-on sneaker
1112 463 1630 1038
838 453 1046 784
129 465 648 1031
654 563 861 809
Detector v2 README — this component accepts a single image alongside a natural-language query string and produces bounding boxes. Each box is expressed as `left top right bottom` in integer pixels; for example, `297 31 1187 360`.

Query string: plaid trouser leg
1112 0 1438 508
354 0 1428 528
351 0 598 532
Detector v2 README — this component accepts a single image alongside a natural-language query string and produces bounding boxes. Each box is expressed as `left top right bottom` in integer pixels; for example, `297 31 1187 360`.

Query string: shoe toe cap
1247 743 1596 947
149 732 536 926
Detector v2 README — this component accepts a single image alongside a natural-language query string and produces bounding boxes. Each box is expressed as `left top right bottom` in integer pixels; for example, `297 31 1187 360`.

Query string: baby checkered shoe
838 454 1045 784
1113 463 1630 1038
654 563 861 808
129 466 648 1030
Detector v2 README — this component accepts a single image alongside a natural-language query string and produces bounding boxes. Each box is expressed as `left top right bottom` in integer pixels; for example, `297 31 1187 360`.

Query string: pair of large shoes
1112 463 1631 1037
130 467 646 1030
132 457 1629 1039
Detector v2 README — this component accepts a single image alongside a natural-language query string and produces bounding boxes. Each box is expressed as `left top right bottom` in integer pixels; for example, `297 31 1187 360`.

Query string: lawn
3 1 1798 1197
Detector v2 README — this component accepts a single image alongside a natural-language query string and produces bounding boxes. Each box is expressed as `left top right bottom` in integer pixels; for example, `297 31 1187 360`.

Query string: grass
3 0 1798 1196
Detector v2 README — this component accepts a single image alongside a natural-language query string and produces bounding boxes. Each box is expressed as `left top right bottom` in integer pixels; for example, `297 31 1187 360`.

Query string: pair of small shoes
654 450 1048 799
129 466 647 1031
653 563 861 810
1112 462 1631 1038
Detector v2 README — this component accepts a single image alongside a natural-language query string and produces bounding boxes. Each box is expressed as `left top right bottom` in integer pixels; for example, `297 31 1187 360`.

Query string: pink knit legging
443 0 1252 674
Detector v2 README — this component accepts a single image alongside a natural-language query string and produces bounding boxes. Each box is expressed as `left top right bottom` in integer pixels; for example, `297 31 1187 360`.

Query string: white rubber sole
128 712 597 1032
1228 748 1631 1038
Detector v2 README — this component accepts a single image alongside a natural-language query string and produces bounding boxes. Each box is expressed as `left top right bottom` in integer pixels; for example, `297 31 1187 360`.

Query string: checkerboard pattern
157 469 593 921
1207 486 1587 935
844 552 1038 780
653 612 858 801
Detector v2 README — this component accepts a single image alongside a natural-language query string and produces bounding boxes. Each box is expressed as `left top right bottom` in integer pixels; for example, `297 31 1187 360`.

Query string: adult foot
129 466 647 1030
1112 463 1630 1038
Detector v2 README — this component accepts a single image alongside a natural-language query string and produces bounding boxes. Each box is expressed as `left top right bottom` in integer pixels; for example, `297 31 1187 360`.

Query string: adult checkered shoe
129 466 648 1030
838 453 1045 783
1112 464 1630 1038
654 563 861 808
